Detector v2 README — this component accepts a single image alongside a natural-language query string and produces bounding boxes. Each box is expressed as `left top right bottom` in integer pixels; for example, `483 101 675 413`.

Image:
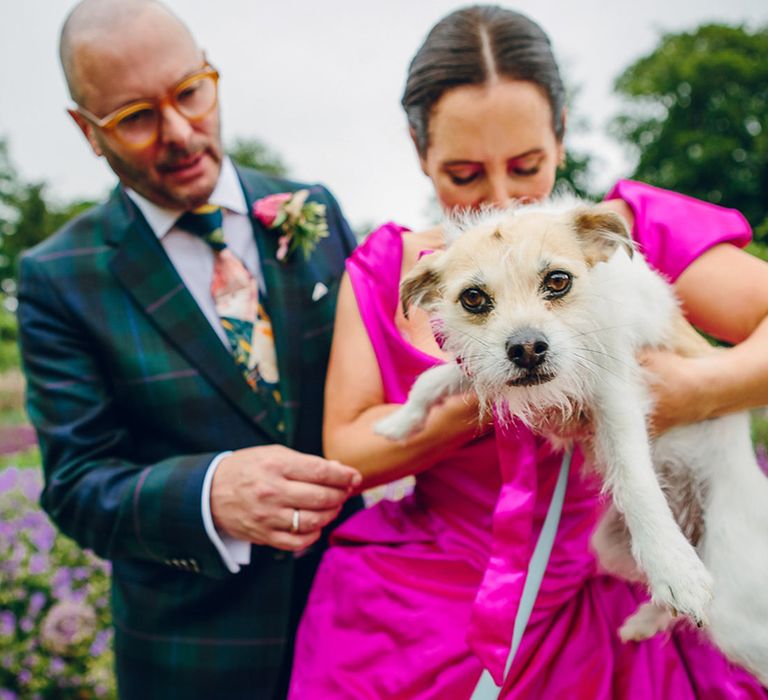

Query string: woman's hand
638 349 720 434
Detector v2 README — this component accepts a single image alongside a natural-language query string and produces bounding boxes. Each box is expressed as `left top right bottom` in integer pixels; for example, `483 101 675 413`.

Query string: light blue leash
471 449 572 699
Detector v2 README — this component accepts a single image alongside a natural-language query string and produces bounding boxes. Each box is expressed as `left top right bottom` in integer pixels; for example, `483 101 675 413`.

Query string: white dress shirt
126 157 253 573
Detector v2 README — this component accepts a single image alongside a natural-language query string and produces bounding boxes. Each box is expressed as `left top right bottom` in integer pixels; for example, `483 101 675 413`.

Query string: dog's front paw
644 539 713 627
373 407 426 441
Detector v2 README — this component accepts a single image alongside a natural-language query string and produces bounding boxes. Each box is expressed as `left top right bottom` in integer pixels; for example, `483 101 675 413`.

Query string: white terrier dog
374 199 768 682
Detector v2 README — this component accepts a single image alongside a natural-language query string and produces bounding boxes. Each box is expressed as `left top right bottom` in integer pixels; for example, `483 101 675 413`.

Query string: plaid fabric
17 166 359 699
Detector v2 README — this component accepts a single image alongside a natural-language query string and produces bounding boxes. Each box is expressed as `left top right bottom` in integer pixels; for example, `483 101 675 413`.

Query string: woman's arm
642 243 768 432
602 194 768 432
323 272 487 491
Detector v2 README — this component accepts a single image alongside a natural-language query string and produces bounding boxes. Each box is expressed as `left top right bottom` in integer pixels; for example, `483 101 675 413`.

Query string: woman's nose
486 176 514 208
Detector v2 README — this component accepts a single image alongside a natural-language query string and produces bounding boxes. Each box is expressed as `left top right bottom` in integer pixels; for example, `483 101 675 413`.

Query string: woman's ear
409 126 429 176
557 108 567 168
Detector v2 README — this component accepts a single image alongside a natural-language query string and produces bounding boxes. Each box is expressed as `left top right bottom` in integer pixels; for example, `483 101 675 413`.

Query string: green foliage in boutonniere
252 189 329 262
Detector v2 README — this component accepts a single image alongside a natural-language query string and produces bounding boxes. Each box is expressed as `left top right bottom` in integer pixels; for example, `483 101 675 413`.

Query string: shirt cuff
201 451 252 573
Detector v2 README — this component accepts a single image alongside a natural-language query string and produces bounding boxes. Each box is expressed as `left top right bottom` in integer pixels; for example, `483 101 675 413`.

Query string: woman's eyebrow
443 149 544 167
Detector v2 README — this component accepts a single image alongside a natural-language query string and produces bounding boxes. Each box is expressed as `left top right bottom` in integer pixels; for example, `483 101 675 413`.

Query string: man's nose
158 104 194 147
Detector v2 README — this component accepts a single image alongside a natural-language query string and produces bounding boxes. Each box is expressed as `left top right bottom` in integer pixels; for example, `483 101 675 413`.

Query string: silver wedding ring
291 508 301 534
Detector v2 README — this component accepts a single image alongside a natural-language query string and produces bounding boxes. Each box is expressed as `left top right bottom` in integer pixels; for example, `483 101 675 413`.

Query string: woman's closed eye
508 155 543 177
445 164 483 185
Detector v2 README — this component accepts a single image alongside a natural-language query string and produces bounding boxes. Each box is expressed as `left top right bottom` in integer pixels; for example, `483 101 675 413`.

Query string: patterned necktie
176 205 284 434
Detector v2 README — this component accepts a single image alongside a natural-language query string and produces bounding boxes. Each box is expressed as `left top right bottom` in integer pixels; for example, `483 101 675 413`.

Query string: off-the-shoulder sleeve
605 180 752 282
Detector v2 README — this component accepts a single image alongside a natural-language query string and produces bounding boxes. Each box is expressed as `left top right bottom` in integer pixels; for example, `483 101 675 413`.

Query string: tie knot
177 205 226 250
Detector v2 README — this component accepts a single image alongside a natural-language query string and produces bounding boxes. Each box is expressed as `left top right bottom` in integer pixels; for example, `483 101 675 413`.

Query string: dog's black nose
506 329 549 370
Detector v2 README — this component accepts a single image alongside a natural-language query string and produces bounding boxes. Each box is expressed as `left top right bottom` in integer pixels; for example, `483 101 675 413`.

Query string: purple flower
0 611 15 636
0 689 19 700
90 628 112 656
0 466 20 492
69 588 88 604
0 521 15 543
19 617 34 633
20 471 42 501
50 656 66 674
52 568 74 588
757 445 768 475
29 523 56 553
28 592 47 617
27 554 49 575
17 669 31 685
71 566 90 582
40 601 96 653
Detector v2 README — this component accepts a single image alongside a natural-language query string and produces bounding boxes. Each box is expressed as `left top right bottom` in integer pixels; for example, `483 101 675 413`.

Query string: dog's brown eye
459 287 492 314
543 270 572 298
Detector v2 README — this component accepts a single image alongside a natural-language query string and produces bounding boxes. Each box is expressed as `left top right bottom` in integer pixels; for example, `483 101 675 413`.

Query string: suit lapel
106 189 285 443
237 170 305 447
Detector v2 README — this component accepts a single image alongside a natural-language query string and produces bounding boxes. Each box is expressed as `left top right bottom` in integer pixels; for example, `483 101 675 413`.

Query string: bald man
18 1 361 696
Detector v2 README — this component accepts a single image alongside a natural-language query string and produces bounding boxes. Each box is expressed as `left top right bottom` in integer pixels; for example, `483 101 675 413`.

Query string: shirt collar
125 156 248 240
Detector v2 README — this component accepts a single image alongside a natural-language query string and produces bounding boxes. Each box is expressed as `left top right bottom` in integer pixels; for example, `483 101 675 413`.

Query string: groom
17 0 361 697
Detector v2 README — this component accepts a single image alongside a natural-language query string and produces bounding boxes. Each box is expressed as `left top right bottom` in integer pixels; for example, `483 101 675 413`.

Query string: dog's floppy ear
400 254 444 318
571 207 634 265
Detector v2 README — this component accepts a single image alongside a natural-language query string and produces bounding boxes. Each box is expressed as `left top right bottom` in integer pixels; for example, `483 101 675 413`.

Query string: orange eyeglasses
76 66 220 149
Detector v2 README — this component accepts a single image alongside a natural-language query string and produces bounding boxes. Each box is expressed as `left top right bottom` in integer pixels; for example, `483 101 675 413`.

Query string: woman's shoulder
349 223 445 279
400 226 445 277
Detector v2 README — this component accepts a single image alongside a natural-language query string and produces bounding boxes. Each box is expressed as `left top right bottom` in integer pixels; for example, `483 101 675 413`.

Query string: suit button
273 551 287 561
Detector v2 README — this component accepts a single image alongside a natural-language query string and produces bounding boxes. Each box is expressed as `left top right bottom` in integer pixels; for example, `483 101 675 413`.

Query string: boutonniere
252 189 329 262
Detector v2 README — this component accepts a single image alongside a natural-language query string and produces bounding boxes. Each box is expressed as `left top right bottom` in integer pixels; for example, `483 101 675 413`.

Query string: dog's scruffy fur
374 197 768 682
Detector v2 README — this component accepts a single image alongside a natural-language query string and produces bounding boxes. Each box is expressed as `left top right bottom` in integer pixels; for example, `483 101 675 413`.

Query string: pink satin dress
289 181 765 699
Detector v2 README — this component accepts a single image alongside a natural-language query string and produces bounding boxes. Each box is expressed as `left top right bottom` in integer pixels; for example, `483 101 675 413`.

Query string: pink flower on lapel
252 189 329 263
252 192 293 228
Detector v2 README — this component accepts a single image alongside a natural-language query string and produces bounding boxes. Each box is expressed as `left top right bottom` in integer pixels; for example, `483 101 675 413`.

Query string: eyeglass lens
114 73 217 145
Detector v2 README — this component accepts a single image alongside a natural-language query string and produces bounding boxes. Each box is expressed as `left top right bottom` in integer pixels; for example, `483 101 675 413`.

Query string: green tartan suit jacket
17 166 360 699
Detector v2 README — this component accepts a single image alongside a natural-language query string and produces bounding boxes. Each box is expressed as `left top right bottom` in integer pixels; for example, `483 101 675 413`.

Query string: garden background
1 6 768 698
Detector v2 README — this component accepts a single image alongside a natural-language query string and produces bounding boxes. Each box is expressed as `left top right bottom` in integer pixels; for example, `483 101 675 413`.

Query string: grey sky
1 0 766 231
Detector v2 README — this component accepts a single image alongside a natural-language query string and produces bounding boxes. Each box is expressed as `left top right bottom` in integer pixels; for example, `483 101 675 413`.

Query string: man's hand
210 445 362 551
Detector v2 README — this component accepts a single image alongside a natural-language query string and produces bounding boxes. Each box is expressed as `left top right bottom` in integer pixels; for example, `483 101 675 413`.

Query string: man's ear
67 108 103 157
570 206 634 265
400 254 443 318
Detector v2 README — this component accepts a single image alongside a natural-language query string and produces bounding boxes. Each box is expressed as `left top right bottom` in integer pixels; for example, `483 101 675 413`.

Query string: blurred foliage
556 150 596 200
746 241 768 263
0 139 96 305
227 137 288 176
612 23 768 241
556 82 600 200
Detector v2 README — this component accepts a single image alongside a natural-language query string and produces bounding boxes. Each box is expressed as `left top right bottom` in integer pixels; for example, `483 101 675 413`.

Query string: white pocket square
311 282 329 302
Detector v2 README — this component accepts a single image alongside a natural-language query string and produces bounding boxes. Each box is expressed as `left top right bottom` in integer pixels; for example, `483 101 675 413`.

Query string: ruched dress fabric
289 181 765 699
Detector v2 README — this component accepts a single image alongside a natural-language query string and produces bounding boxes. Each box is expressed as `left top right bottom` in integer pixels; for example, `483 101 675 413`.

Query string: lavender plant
0 466 115 698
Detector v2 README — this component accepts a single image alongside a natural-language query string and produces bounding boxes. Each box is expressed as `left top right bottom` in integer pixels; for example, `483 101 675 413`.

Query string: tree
227 137 288 176
612 23 768 241
556 150 596 201
0 138 96 305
